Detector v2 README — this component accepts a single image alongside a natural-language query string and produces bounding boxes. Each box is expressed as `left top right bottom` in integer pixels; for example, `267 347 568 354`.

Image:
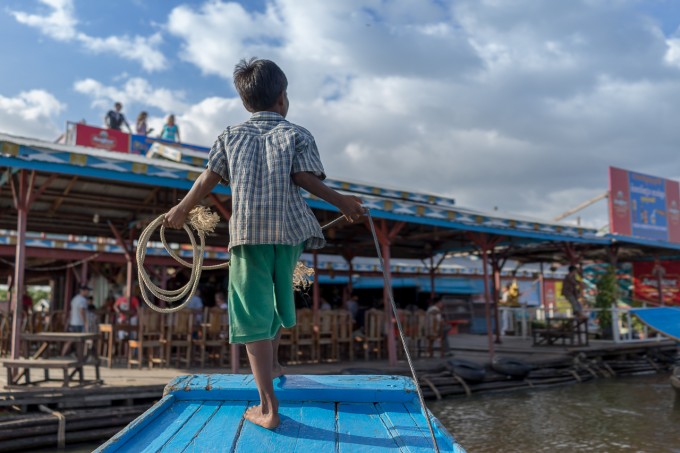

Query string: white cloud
159 0 680 225
74 77 188 114
0 89 65 140
11 0 167 71
11 0 77 41
13 0 680 229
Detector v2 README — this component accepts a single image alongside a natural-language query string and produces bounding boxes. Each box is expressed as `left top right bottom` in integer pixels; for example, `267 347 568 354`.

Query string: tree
594 265 617 338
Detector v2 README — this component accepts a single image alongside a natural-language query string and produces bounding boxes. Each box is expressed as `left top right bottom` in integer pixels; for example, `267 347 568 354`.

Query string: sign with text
632 261 680 305
74 123 129 153
608 167 680 243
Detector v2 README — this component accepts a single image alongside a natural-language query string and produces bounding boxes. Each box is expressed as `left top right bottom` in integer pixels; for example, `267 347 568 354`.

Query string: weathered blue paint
631 307 680 341
95 374 466 453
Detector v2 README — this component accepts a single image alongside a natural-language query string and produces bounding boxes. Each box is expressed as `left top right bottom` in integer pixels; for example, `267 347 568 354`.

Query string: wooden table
3 332 102 387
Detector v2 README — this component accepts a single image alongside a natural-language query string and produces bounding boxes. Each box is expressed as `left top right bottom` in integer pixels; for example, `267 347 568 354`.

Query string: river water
430 373 680 453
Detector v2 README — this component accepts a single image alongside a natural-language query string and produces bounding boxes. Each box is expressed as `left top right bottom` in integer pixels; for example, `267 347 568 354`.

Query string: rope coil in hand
136 206 229 314
137 206 314 314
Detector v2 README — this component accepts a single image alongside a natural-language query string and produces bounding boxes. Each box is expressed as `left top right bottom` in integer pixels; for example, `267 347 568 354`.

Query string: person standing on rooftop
105 102 131 133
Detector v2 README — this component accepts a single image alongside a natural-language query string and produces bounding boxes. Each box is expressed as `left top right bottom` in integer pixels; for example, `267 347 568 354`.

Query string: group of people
105 102 180 143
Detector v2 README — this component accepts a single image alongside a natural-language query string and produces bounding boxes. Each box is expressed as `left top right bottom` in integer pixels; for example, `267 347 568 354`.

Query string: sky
2 0 680 231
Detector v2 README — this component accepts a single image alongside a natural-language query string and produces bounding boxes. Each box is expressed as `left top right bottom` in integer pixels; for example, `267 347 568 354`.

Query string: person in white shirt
68 285 90 332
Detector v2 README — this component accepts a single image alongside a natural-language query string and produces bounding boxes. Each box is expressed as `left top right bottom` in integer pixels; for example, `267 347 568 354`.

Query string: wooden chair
363 309 384 361
425 309 443 358
394 309 412 360
194 307 228 368
0 313 11 357
334 309 353 362
278 327 296 365
46 310 66 333
317 310 336 362
166 311 193 367
411 310 427 357
128 309 167 369
294 309 316 363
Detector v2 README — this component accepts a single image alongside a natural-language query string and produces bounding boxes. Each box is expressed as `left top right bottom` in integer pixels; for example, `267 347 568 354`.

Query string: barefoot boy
164 58 365 429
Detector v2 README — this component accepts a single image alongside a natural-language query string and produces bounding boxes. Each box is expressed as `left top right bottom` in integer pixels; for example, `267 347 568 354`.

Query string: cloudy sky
2 0 680 230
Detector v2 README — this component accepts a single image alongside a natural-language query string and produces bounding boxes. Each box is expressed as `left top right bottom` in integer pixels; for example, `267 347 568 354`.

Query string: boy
165 58 365 429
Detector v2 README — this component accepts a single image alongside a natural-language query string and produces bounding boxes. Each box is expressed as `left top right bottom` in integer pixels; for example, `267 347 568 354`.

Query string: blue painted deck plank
168 374 416 404
402 402 462 452
159 401 221 453
94 394 176 453
181 401 249 453
117 400 201 453
377 402 435 453
293 401 337 453
337 402 402 452
236 402 307 453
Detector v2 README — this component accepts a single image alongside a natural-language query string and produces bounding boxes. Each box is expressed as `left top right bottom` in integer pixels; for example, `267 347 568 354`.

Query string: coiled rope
137 206 339 314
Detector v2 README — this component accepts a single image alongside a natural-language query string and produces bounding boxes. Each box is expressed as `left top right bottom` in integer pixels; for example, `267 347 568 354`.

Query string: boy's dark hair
233 57 288 112
568 265 577 273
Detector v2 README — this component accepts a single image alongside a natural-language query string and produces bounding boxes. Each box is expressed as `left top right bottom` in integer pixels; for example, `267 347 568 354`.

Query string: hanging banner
608 167 680 243
74 123 129 153
632 261 680 306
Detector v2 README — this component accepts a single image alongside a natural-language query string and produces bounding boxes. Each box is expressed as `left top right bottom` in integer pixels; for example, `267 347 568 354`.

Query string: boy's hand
164 204 189 229
338 195 366 223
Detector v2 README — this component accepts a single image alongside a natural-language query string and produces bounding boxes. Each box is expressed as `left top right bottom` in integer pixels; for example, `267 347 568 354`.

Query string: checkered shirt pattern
207 111 326 250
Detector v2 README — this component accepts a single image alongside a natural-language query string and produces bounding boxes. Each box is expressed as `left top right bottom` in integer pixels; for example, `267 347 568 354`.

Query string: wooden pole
481 246 495 361
381 240 398 366
10 170 28 359
313 250 320 331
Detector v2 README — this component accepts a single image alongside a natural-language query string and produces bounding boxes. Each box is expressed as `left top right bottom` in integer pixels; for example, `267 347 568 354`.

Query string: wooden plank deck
95 374 466 453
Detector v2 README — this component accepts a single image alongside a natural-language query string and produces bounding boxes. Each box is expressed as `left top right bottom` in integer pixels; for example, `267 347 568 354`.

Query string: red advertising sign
543 280 556 309
74 124 129 153
632 261 680 306
609 167 632 236
608 166 680 243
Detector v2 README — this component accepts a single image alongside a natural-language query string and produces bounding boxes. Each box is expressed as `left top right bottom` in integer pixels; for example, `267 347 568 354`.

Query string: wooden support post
369 219 405 367
466 232 500 363
313 250 320 332
491 259 502 344
480 247 495 361
10 170 30 359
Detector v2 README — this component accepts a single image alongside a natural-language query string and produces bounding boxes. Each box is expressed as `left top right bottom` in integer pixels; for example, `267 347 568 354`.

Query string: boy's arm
292 171 365 222
165 169 223 228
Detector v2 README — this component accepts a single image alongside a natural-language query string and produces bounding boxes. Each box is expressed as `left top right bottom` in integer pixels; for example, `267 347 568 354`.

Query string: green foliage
594 265 617 331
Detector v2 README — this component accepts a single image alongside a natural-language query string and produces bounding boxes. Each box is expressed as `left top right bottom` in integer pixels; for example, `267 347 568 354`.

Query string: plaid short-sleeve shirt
207 111 326 250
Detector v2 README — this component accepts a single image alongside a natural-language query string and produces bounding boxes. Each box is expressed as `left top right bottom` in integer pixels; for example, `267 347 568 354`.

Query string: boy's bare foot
272 364 285 379
244 405 280 429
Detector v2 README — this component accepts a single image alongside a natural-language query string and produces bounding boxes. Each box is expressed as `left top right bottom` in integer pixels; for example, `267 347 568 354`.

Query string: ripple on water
430 373 680 453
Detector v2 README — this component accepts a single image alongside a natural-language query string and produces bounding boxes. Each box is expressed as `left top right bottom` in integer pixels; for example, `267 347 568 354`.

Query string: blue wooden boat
95 374 466 452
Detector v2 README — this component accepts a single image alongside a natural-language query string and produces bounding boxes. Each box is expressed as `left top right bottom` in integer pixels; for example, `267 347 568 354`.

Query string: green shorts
228 243 304 344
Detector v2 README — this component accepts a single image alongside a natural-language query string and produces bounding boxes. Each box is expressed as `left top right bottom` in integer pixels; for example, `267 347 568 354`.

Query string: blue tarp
351 277 419 289
416 277 483 295
630 307 680 341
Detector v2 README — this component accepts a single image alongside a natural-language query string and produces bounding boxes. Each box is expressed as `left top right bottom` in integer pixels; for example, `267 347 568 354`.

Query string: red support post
480 246 495 361
491 258 502 344
10 170 29 359
313 250 320 331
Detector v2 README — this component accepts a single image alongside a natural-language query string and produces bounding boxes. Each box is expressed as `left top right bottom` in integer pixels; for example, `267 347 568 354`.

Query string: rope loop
136 206 229 314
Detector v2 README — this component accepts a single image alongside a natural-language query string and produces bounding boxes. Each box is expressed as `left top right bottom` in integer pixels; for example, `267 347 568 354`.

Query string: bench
533 317 588 347
3 358 84 388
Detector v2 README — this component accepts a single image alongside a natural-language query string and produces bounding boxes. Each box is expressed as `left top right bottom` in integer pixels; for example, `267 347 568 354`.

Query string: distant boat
95 374 466 452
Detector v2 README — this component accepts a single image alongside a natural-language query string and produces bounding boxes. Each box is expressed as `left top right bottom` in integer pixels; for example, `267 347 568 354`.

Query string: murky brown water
430 373 680 453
